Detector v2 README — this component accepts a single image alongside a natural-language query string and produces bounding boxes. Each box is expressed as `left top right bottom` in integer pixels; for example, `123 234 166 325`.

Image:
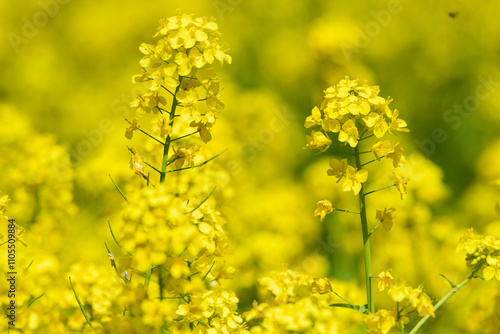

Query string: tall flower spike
129 14 231 145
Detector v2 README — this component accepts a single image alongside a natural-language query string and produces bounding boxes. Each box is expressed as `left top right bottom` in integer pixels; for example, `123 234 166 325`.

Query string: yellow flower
314 200 333 222
378 270 393 292
393 168 409 199
386 108 409 134
327 158 348 182
364 309 396 334
125 118 140 139
304 107 322 128
342 166 368 195
151 115 173 139
409 286 435 318
172 145 198 169
483 266 500 281
371 140 391 160
338 119 359 147
129 149 146 176
456 228 477 254
376 208 396 231
311 277 333 294
304 131 332 152
388 279 410 302
386 142 406 167
363 112 388 138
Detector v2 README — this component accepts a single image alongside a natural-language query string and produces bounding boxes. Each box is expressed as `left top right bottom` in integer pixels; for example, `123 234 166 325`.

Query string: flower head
311 277 333 294
304 131 332 152
129 149 146 176
378 270 393 292
376 208 396 231
386 142 406 167
393 168 409 199
338 119 359 147
388 279 410 302
364 309 396 334
409 286 435 318
342 166 368 195
371 140 391 160
327 158 348 182
125 118 140 139
314 200 333 222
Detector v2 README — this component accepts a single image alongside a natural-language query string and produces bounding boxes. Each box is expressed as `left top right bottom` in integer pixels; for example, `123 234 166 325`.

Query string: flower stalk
408 265 481 334
160 84 181 183
354 144 375 313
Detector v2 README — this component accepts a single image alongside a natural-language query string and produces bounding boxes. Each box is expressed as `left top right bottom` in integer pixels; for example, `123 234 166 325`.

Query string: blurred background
1 0 500 332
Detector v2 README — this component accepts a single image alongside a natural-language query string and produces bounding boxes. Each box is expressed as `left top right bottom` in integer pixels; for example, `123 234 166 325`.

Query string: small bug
108 252 115 267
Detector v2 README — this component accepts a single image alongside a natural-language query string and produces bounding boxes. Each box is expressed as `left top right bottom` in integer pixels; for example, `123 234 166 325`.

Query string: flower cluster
127 12 231 144
364 271 435 333
457 228 500 281
304 77 408 151
244 270 356 333
305 78 410 205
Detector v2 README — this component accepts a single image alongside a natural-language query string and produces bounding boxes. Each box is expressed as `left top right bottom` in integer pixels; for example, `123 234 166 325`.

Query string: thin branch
170 130 200 142
334 208 360 214
161 85 175 96
165 149 227 174
365 184 395 196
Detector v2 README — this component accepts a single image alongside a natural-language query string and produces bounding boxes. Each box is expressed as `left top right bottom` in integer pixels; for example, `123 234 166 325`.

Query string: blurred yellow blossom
378 270 393 292
327 158 348 182
393 168 409 199
376 208 396 231
364 309 396 334
311 277 333 294
386 142 406 167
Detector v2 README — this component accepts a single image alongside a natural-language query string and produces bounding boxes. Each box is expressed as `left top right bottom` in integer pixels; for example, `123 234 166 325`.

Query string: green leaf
109 174 128 202
185 186 217 214
27 293 44 308
69 277 93 327
108 220 133 256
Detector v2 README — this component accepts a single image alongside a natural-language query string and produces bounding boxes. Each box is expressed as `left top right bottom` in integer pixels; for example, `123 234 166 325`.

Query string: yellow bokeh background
1 0 500 332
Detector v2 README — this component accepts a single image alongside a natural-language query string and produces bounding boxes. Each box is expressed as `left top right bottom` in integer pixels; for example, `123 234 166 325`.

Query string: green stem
332 290 354 306
408 266 481 334
365 184 395 196
354 144 375 313
367 221 382 239
333 208 360 214
160 81 182 183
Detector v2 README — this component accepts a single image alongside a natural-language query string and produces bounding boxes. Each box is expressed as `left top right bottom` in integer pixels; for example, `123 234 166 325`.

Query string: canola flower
51 13 248 333
299 78 500 334
304 77 411 314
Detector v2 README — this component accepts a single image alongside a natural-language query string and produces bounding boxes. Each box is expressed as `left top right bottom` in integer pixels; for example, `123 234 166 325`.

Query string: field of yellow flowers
1 1 500 333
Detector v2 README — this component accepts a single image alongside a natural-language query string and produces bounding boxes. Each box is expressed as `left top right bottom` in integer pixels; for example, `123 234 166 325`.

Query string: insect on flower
108 252 115 267
123 270 130 281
